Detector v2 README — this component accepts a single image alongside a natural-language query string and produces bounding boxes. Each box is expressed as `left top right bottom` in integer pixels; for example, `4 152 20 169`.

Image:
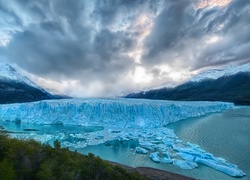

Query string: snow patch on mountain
0 63 46 92
189 63 250 82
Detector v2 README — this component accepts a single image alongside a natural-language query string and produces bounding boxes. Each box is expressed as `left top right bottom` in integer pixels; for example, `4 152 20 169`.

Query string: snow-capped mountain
189 63 250 82
125 63 250 105
0 64 57 104
0 64 44 90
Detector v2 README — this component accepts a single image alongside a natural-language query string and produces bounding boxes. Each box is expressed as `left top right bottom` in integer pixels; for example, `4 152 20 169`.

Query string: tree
53 140 61 149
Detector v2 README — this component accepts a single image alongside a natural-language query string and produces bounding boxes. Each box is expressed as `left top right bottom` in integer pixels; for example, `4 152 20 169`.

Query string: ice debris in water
149 152 161 163
172 159 198 170
9 126 245 177
135 147 148 154
0 98 245 177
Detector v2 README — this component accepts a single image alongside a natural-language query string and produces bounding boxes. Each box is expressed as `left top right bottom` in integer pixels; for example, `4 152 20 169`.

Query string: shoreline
109 161 195 180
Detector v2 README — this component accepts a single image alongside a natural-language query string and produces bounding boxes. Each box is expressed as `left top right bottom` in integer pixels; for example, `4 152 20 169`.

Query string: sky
0 0 250 97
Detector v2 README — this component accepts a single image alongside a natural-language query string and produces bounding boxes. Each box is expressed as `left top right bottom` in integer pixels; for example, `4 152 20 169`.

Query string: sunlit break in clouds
0 0 249 97
197 0 232 9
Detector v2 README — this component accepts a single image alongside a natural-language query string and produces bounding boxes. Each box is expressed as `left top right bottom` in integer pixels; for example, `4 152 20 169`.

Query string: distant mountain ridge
125 63 250 105
0 64 43 90
189 63 250 82
0 64 60 104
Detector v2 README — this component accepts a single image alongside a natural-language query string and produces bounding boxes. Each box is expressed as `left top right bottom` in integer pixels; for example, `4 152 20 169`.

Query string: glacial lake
78 106 250 180
167 106 250 180
0 106 249 180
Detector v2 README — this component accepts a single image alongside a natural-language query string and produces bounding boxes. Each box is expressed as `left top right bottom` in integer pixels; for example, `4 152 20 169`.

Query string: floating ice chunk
161 157 172 164
135 147 148 154
149 152 161 163
163 151 171 158
176 152 196 162
176 139 183 143
155 136 163 140
173 145 210 159
139 140 156 150
217 157 226 163
161 152 172 163
163 139 174 146
186 142 200 148
173 159 198 170
151 140 162 144
173 144 246 177
95 135 104 139
116 136 128 142
195 157 246 177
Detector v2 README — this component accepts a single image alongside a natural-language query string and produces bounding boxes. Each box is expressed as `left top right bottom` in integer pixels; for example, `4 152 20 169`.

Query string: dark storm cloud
1 0 138 85
1 0 250 96
142 0 250 69
91 0 159 26
7 23 92 76
0 5 22 29
194 0 250 69
143 0 196 64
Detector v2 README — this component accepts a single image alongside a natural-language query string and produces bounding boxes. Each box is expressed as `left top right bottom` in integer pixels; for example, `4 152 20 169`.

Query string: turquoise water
167 106 250 180
78 107 250 180
0 122 103 134
0 107 249 180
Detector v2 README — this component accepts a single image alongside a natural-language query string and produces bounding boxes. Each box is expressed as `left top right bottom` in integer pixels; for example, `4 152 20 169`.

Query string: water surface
167 107 250 179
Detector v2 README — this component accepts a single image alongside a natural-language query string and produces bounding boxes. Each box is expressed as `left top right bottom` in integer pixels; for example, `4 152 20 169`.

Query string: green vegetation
0 126 146 180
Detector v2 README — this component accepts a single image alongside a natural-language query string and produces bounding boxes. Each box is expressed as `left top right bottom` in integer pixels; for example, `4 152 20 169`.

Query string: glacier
0 98 246 177
0 98 234 128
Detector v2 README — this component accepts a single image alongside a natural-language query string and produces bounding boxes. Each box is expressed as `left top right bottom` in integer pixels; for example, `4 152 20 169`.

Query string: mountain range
125 63 250 105
0 64 61 104
1 63 249 105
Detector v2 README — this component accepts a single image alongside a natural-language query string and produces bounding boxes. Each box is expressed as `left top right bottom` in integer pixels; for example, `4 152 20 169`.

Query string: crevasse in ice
0 98 234 128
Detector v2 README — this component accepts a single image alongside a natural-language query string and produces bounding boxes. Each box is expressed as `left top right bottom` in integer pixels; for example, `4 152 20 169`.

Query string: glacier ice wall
0 98 234 128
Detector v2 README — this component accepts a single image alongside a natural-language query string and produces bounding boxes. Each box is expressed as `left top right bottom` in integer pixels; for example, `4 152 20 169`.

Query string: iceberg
135 147 148 154
174 144 246 177
195 157 246 177
0 98 233 128
161 152 172 164
149 152 161 163
173 159 198 170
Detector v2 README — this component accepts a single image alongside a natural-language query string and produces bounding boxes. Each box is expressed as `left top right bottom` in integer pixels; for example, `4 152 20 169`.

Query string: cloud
0 0 166 96
193 0 250 69
142 0 196 64
142 0 250 71
1 1 139 89
0 0 250 96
